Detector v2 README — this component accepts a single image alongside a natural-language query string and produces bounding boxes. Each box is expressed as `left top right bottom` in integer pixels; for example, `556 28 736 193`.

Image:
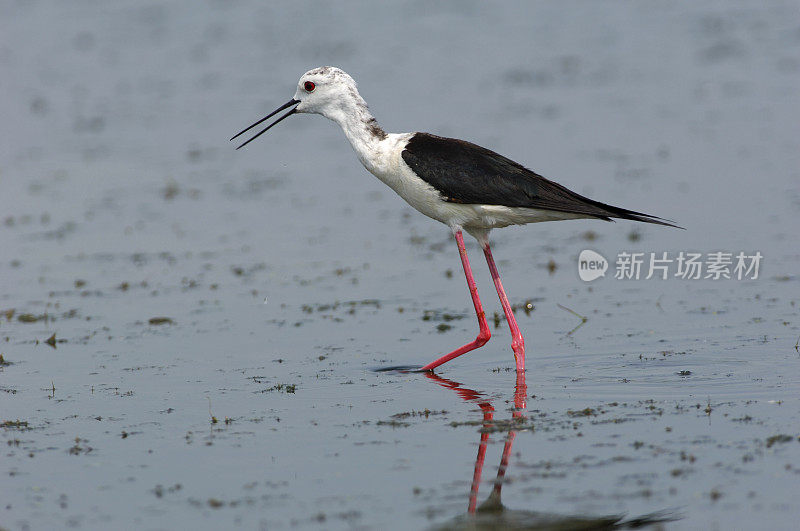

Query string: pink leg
420 230 491 371
483 243 526 372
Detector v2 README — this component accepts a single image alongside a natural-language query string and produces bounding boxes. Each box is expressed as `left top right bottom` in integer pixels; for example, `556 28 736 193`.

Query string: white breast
358 134 475 227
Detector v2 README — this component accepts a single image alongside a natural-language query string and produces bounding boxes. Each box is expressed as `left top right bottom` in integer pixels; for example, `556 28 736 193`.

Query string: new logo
578 250 608 281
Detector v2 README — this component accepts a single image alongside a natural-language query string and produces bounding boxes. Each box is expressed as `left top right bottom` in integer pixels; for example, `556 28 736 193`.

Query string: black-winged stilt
231 66 677 373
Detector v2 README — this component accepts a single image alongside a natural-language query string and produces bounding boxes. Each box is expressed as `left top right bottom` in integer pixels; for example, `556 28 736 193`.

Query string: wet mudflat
1 1 799 530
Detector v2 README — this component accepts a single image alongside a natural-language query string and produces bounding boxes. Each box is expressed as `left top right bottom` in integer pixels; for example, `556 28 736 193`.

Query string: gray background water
1 1 799 529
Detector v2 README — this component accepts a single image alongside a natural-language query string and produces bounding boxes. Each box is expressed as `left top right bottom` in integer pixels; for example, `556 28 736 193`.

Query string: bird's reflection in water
425 371 675 531
424 370 526 516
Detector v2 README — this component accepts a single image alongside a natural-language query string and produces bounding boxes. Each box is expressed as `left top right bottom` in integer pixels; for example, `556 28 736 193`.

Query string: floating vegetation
45 333 57 348
421 310 463 322
301 299 381 317
68 437 92 455
18 313 46 323
391 409 448 420
558 303 588 335
567 408 597 418
1 420 30 430
256 383 297 394
765 434 795 448
376 419 410 428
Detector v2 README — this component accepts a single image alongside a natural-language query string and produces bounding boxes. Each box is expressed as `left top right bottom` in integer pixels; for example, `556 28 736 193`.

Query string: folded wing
402 133 678 227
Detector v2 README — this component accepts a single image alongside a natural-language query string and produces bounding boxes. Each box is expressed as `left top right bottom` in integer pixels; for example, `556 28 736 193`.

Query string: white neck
321 93 387 170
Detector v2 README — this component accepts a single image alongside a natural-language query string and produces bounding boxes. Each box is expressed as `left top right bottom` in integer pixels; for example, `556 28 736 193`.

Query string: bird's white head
293 66 360 118
231 66 383 149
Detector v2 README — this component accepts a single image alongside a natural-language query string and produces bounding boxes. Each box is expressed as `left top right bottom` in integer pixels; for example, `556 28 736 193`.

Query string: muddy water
1 1 799 530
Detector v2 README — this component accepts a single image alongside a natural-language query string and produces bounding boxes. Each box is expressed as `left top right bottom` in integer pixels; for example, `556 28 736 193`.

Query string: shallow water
1 1 799 530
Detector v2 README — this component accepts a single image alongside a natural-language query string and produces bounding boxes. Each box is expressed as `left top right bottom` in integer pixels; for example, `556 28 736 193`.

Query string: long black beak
231 98 300 150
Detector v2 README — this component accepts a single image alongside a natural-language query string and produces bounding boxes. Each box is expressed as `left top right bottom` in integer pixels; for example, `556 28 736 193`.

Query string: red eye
304 81 315 92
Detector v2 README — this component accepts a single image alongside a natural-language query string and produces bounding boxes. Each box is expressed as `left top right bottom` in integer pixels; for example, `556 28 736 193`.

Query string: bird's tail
583 197 683 229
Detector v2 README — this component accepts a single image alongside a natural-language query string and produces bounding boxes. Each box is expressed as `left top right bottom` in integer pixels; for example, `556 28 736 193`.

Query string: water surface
1 1 799 529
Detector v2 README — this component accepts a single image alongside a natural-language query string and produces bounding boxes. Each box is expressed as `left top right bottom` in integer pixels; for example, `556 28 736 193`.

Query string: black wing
401 133 678 227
